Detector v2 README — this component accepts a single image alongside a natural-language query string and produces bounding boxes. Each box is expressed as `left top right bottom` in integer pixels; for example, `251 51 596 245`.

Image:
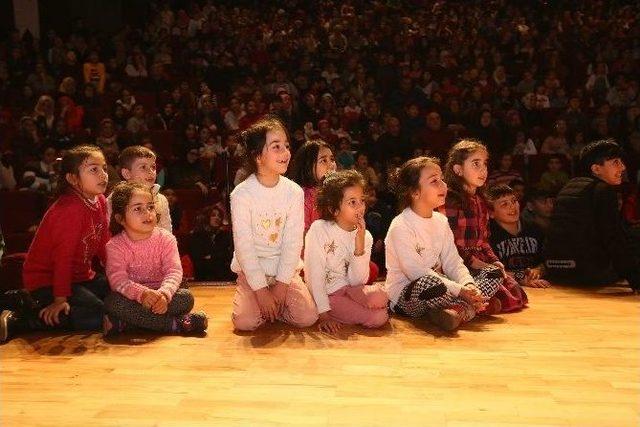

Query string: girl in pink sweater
103 181 208 336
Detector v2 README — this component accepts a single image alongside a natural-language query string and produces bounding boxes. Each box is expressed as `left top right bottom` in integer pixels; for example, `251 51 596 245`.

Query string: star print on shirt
324 240 337 255
415 243 425 256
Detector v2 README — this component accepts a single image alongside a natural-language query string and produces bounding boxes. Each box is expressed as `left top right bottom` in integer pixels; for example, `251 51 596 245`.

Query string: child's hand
523 268 551 288
151 293 169 314
271 281 288 313
459 283 487 311
318 312 342 334
255 287 278 322
39 297 70 326
354 214 366 256
141 289 161 309
492 261 507 278
527 279 551 288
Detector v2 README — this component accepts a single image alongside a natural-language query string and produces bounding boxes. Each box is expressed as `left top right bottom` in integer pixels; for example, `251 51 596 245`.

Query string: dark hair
56 144 104 197
443 138 489 208
109 181 155 235
317 170 366 220
118 145 156 171
547 153 564 164
238 115 288 176
508 178 526 188
579 139 623 176
389 156 441 211
289 139 333 187
485 184 516 205
525 185 554 203
192 205 225 233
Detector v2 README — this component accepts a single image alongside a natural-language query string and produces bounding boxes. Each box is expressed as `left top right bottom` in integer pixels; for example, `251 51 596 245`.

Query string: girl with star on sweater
304 170 388 334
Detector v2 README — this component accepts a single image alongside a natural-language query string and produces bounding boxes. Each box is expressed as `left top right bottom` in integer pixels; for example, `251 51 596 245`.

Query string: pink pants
328 284 389 328
232 272 319 331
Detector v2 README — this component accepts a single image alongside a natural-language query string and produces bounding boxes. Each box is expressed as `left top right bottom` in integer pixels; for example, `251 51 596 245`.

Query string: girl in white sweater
384 157 501 331
304 170 388 333
230 117 318 331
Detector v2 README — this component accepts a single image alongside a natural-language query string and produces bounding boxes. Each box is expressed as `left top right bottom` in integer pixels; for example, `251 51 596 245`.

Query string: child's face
413 164 447 210
42 147 57 164
490 194 520 224
592 157 626 185
499 154 512 170
529 197 554 218
334 185 366 227
356 155 368 168
547 158 563 172
122 189 157 237
454 149 488 191
68 152 108 198
314 146 336 182
257 128 290 176
122 157 157 188
209 208 223 228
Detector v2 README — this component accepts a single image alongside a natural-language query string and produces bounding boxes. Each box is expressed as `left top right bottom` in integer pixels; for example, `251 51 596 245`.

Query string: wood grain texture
1 284 638 426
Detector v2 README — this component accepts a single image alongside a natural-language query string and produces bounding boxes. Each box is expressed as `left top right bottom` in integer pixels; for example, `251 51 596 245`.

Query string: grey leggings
393 266 502 321
104 289 194 332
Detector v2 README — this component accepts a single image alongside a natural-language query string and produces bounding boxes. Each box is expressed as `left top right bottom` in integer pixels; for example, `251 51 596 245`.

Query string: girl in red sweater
1 145 110 342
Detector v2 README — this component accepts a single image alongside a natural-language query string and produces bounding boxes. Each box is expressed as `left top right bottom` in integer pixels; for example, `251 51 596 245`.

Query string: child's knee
232 311 263 331
291 309 319 328
366 289 389 309
364 309 389 328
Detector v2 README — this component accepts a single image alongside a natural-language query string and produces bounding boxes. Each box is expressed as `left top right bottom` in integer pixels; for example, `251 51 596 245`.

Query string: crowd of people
0 1 639 338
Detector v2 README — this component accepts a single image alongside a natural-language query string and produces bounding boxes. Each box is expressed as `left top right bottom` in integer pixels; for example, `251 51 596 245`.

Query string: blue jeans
28 274 110 331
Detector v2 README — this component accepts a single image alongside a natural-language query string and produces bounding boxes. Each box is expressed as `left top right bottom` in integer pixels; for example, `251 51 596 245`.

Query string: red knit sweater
22 192 110 297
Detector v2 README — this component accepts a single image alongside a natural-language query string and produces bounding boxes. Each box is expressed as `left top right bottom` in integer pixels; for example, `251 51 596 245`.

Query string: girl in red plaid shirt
438 139 528 313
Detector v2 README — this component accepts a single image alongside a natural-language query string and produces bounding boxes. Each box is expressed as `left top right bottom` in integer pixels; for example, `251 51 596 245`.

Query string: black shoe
0 289 37 314
426 307 463 332
177 311 208 335
0 310 27 343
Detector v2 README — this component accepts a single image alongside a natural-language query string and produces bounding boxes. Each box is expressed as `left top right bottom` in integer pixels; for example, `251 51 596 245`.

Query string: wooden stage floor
1 284 639 426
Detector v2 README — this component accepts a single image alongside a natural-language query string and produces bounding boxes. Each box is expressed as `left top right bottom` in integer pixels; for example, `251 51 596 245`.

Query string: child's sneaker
0 310 26 343
481 296 502 315
0 289 37 314
427 307 463 331
103 313 128 337
177 311 208 335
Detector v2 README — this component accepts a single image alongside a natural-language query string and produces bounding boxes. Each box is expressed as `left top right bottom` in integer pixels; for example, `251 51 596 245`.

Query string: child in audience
488 152 523 186
107 146 172 232
545 139 639 291
1 145 110 342
189 205 234 281
103 181 207 336
521 186 555 234
385 156 501 331
230 117 318 331
538 154 570 193
304 170 388 333
486 184 550 288
289 139 337 234
439 139 528 313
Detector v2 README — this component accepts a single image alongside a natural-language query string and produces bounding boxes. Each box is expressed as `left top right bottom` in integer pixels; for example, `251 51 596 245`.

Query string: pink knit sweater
105 228 183 303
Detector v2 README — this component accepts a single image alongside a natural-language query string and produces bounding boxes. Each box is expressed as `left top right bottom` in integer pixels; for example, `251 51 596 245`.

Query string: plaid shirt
437 193 499 267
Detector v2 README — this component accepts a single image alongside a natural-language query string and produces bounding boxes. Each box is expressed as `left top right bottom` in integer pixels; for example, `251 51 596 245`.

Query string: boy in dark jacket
544 139 639 291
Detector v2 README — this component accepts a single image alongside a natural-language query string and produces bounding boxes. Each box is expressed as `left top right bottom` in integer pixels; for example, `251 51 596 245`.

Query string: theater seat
0 191 46 233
